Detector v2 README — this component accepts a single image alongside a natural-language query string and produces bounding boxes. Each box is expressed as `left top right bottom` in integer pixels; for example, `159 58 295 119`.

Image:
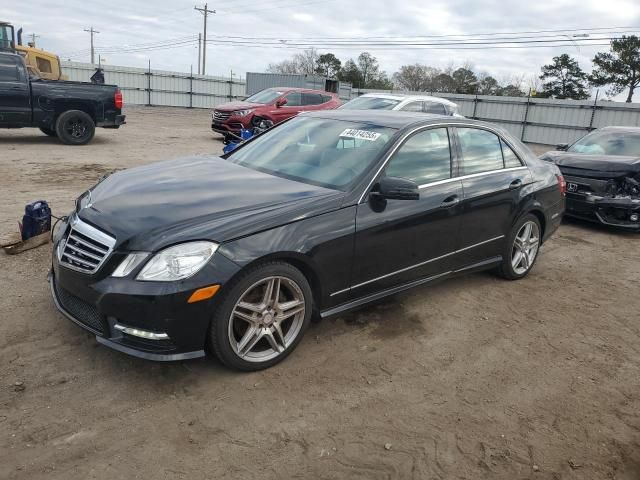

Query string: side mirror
556 143 569 151
276 98 288 108
372 176 420 201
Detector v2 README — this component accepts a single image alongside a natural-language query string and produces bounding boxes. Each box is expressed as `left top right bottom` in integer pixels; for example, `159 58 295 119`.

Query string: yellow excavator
0 21 67 80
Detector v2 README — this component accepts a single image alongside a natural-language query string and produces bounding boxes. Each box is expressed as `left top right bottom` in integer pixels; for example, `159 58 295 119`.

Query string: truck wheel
39 127 57 137
55 110 96 145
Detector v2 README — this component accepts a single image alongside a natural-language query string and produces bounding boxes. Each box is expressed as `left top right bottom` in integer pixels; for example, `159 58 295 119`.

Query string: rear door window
302 93 323 105
285 92 302 106
501 139 523 168
457 128 504 175
423 101 448 115
385 128 452 184
399 101 424 112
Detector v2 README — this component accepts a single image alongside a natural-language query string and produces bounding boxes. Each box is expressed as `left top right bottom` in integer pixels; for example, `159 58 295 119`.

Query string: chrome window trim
329 235 505 296
417 166 528 190
357 121 529 204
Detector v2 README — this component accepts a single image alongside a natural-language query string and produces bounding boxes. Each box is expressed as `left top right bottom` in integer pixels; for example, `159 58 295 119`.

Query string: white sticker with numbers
339 128 381 141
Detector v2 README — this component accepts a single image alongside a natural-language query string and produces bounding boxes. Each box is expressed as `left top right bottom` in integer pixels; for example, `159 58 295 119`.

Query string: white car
340 93 462 116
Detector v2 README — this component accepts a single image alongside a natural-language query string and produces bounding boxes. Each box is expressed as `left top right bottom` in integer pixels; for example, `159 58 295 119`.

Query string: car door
0 55 30 126
351 127 463 298
452 127 531 266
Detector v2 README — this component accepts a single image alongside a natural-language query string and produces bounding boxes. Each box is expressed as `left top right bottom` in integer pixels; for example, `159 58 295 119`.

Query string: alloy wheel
511 220 540 275
228 276 306 363
64 116 89 139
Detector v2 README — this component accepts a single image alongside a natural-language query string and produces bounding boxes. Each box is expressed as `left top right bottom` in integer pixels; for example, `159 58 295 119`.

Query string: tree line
266 36 640 102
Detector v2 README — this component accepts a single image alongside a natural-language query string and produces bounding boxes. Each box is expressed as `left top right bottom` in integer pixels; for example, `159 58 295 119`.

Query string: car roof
265 87 335 95
301 109 485 129
597 126 640 133
358 92 456 106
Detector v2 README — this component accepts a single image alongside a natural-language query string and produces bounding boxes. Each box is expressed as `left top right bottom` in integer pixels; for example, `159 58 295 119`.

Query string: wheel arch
223 251 324 311
54 103 98 122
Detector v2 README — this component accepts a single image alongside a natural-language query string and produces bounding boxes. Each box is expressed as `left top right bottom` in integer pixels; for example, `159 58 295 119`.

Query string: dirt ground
1 107 639 480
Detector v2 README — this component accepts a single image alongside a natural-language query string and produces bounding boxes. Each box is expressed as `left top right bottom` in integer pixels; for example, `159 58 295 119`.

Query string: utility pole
28 33 40 47
83 27 100 64
197 33 202 75
194 4 215 75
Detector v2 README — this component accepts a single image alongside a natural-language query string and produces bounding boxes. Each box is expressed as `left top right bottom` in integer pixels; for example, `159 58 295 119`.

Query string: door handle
509 179 523 190
440 194 460 208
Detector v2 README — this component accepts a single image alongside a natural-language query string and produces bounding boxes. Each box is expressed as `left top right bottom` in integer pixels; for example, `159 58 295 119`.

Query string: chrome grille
562 174 609 195
213 110 231 121
59 215 115 274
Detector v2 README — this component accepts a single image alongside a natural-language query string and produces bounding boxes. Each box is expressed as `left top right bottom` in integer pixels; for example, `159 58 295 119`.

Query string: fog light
114 324 169 340
630 213 639 222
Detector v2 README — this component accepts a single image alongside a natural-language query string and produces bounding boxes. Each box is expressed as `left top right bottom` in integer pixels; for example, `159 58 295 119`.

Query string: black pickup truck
0 51 125 145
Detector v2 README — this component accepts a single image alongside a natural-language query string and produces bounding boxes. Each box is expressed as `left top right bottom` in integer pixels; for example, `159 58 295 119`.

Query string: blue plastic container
21 200 51 241
222 128 255 154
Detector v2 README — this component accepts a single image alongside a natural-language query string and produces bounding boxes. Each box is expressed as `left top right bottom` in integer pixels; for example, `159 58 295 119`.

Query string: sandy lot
1 107 639 480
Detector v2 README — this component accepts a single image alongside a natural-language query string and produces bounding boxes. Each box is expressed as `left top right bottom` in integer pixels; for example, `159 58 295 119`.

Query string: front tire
55 110 96 145
498 214 542 280
39 126 57 137
209 262 312 371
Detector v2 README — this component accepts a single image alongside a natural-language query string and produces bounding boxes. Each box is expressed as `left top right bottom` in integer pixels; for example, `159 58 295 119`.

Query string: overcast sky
3 0 640 97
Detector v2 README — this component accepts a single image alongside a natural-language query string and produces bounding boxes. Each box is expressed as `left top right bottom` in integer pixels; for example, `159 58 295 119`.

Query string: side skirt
320 256 503 319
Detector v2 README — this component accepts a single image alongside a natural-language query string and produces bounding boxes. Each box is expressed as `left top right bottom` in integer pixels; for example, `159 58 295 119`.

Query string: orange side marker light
188 285 220 304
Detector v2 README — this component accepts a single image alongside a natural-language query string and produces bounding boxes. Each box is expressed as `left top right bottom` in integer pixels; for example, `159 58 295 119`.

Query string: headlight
233 109 252 117
111 252 149 277
136 241 218 282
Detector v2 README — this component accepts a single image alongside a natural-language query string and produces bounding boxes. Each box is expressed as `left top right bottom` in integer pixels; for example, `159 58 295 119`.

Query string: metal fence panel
61 61 245 109
351 88 640 145
60 63 640 145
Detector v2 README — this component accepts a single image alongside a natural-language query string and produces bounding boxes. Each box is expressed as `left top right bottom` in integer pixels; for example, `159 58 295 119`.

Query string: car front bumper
49 232 240 361
565 193 640 230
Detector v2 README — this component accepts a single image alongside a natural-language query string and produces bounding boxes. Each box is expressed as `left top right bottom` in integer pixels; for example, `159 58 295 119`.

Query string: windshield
569 130 640 156
226 117 396 190
340 96 401 110
245 88 285 104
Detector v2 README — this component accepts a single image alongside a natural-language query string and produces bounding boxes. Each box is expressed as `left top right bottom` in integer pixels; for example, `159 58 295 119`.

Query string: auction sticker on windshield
339 128 382 141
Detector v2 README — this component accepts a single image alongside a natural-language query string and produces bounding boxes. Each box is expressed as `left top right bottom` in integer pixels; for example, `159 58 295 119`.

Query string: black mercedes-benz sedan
50 111 565 370
540 126 640 230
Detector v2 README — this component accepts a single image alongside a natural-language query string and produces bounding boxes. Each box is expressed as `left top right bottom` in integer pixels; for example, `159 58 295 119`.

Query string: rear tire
39 126 57 137
209 262 312 371
55 110 95 145
498 214 542 280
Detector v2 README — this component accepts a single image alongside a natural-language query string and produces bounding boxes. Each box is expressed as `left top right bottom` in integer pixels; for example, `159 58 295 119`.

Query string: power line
202 35 625 48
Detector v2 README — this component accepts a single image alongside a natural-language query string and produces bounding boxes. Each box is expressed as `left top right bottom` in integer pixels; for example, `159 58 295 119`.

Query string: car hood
215 101 264 112
77 156 344 251
540 150 640 179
